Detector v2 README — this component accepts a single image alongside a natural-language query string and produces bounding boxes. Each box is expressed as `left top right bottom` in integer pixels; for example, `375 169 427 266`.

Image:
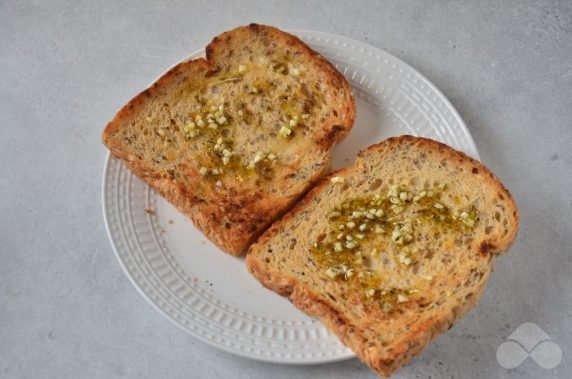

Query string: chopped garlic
325 264 348 279
238 64 247 73
345 241 357 249
392 222 413 245
279 126 292 137
345 268 354 279
330 176 344 183
199 167 208 176
398 253 412 266
253 151 265 164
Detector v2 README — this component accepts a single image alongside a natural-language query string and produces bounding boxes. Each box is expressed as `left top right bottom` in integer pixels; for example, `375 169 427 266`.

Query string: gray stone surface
1 0 571 378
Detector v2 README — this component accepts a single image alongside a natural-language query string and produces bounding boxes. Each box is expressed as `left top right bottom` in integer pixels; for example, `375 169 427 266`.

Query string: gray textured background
1 1 571 378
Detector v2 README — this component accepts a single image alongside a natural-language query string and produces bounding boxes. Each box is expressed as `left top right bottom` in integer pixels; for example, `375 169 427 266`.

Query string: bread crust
102 24 356 255
247 136 519 376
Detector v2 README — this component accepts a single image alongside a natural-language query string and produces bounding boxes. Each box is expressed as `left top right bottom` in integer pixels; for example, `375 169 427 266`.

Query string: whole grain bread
246 136 519 376
102 24 355 255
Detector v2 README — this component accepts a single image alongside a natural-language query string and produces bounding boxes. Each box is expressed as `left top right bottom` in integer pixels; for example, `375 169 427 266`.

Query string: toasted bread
102 24 355 255
246 136 519 376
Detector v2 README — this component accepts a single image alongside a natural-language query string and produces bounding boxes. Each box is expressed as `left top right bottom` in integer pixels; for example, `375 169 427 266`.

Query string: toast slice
102 24 355 255
246 136 519 376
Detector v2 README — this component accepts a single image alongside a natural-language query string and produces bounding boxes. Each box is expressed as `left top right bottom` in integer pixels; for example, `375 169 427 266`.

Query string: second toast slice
247 136 519 376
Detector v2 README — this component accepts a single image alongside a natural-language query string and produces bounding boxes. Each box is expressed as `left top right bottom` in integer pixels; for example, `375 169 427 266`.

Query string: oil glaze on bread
103 24 355 255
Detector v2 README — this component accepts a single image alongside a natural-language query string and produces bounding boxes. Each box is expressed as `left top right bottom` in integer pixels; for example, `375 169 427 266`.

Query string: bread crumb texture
102 24 355 255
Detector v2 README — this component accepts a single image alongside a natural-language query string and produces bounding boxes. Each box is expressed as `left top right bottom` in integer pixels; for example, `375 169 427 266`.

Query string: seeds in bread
102 24 356 255
246 136 519 377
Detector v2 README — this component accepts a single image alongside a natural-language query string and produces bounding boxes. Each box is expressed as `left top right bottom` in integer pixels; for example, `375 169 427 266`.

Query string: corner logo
496 322 562 369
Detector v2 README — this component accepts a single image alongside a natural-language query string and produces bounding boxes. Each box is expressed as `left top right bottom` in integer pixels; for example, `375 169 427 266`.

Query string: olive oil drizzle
311 185 477 311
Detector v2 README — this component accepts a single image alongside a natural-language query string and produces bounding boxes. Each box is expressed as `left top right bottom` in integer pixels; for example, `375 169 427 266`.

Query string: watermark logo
496 322 562 369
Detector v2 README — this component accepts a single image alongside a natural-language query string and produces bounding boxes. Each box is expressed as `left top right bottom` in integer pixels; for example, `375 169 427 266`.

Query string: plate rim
102 154 355 365
102 29 480 365
289 29 479 161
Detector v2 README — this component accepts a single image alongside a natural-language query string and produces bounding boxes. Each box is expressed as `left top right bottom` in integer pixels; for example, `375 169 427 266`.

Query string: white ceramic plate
102 30 479 364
